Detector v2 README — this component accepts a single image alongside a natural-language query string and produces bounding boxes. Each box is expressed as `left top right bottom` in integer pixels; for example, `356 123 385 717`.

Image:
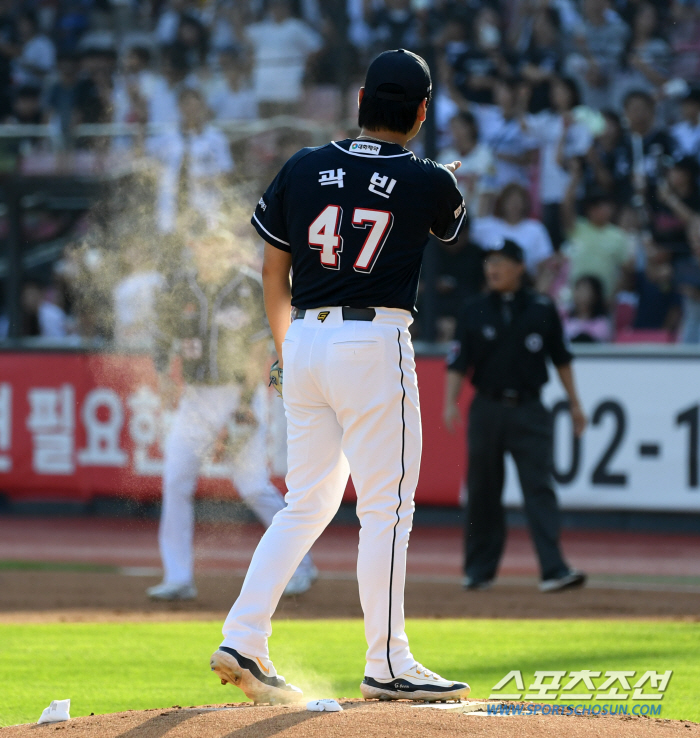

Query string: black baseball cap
364 49 432 102
485 239 524 264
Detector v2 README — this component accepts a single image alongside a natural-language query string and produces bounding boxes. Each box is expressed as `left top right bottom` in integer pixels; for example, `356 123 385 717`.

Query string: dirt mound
2 701 698 738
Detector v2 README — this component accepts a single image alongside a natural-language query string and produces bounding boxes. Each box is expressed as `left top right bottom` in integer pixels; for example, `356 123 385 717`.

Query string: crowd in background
2 0 700 346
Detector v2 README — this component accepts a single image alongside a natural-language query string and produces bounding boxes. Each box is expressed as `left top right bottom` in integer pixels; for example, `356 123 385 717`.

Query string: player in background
146 230 316 601
210 49 471 704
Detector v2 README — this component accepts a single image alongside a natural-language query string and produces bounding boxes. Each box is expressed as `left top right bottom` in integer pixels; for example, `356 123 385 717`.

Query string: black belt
478 388 540 406
293 307 376 322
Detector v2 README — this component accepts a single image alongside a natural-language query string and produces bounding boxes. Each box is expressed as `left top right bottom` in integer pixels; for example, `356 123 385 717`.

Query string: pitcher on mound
211 49 471 704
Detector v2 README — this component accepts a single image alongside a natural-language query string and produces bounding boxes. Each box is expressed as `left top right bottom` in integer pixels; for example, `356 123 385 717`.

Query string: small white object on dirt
37 699 71 724
306 699 343 712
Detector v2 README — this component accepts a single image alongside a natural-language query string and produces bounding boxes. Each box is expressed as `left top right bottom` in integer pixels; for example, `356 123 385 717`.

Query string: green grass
0 620 698 726
0 561 116 573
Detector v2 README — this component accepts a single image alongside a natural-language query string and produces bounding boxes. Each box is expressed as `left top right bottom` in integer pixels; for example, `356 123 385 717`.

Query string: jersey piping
331 140 413 159
253 212 290 246
432 207 467 243
387 327 407 678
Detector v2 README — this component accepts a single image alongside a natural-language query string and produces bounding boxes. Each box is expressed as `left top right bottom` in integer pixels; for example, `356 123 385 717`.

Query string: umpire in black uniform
443 240 587 592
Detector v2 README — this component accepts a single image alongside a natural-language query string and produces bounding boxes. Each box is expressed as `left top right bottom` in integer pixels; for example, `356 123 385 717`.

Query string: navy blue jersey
251 138 466 311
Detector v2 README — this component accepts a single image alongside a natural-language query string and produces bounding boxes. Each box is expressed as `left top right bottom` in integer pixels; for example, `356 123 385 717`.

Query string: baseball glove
269 360 283 398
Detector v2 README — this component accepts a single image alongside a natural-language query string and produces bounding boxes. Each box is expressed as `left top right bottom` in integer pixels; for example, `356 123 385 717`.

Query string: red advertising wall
0 352 472 506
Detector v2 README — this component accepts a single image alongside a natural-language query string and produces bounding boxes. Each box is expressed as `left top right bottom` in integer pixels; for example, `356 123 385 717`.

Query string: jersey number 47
308 205 394 273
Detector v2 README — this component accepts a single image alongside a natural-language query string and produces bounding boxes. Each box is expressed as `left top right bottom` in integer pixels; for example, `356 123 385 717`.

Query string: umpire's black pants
465 393 569 583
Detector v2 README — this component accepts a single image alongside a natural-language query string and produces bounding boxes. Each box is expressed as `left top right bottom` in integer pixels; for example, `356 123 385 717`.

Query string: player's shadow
220 702 364 738
219 710 324 738
112 708 205 737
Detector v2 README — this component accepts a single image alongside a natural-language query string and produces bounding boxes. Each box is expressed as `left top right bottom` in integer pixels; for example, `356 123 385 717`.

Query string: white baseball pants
222 307 421 680
159 383 313 586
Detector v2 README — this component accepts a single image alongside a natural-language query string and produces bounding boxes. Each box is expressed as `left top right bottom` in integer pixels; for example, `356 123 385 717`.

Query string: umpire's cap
364 49 432 102
485 238 525 264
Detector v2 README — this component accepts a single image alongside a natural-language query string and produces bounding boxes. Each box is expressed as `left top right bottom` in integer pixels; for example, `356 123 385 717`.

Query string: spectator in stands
672 88 700 160
566 0 629 110
46 52 81 145
564 275 612 342
206 47 258 122
449 7 511 106
612 2 670 110
245 0 322 117
155 0 199 47
468 76 538 195
13 10 55 87
519 8 565 115
621 90 674 205
366 0 420 56
5 84 43 125
667 0 700 82
471 183 554 277
586 109 632 201
147 87 234 234
562 159 634 301
176 13 209 71
53 1 91 54
651 156 700 260
2 85 44 158
148 44 191 126
19 281 68 339
438 111 494 218
209 2 249 56
677 217 700 343
524 76 593 250
111 47 157 145
632 245 682 332
73 48 117 128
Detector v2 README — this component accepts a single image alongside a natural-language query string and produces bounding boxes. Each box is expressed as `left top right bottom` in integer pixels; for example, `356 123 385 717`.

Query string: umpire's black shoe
539 569 587 593
462 576 494 591
360 664 470 702
210 647 303 704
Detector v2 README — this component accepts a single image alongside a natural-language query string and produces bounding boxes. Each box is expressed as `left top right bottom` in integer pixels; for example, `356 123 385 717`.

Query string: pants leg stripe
386 327 407 678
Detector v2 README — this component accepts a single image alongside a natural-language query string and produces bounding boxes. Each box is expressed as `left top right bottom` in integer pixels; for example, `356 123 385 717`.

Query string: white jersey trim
331 141 413 159
253 213 290 246
431 207 467 243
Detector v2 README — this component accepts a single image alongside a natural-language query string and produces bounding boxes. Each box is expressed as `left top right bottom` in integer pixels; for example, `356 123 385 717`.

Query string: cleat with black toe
210 647 303 704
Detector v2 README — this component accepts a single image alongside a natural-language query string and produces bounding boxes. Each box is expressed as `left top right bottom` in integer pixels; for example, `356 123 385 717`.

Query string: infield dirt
2 700 699 738
1 569 699 622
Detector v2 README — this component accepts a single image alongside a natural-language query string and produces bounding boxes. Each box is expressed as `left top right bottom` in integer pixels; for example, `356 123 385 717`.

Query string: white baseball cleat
283 564 318 596
360 663 470 702
146 582 197 600
210 647 303 704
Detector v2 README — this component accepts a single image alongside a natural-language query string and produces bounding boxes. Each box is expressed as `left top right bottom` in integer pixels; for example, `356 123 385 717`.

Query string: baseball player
147 231 316 601
210 50 471 704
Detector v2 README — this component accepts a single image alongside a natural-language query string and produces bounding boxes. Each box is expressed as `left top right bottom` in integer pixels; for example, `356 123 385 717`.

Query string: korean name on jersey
251 138 466 312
